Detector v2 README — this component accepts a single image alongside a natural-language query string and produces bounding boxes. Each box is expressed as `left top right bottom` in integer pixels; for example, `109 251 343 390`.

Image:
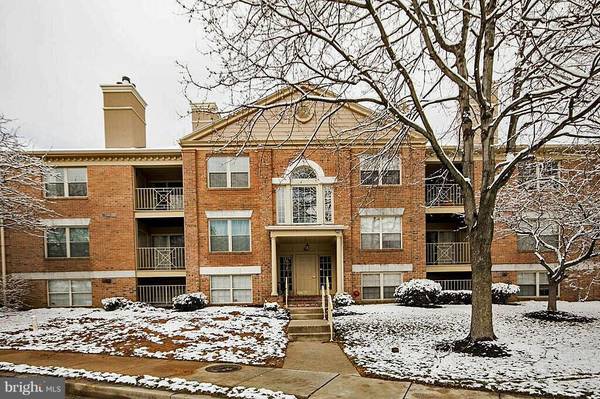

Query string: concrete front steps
288 306 332 342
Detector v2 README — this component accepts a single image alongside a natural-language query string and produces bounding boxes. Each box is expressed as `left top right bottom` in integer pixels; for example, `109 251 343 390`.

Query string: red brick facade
3 116 599 309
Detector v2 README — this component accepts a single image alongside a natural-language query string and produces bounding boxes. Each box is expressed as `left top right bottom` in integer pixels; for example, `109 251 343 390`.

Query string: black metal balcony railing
425 183 464 206
426 242 470 265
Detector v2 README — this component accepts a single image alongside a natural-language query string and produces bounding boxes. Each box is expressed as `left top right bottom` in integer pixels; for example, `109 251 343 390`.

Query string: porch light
304 242 310 251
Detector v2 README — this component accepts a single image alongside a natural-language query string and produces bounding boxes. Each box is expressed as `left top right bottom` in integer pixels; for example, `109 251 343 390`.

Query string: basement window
48 279 92 307
210 275 252 304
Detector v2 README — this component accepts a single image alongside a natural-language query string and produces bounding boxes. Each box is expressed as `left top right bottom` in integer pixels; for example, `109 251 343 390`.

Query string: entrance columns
271 235 278 296
336 233 344 293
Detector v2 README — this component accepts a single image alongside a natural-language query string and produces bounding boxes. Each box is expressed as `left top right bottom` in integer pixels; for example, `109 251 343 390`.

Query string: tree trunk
469 229 496 341
547 279 559 312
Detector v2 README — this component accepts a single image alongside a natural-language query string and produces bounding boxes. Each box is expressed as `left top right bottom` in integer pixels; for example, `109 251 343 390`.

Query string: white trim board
200 266 261 275
492 264 554 272
205 210 252 219
11 271 135 280
358 208 405 216
353 264 413 273
42 218 91 227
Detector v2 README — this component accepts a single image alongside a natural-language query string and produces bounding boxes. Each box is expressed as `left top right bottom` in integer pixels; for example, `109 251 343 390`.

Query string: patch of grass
524 310 596 323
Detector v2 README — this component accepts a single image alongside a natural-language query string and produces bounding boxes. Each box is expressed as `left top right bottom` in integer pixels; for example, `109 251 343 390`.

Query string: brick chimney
101 76 147 148
191 102 219 131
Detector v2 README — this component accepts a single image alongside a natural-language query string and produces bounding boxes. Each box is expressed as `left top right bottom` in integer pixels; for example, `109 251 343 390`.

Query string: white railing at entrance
321 278 333 341
137 284 185 306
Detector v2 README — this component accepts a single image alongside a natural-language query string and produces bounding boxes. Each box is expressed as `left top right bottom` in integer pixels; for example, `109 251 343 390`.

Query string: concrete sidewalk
0 349 543 399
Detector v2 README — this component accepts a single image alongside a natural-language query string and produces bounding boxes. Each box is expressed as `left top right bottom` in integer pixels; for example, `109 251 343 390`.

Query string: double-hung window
361 216 402 250
361 273 402 300
209 219 251 252
360 155 401 186
517 272 550 297
48 280 92 307
45 167 88 197
46 227 89 258
517 218 559 252
207 157 249 188
210 275 252 304
518 160 559 189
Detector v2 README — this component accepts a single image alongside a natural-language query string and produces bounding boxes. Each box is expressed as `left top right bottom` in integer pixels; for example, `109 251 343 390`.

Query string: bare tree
176 0 600 341
496 151 600 312
0 115 54 306
0 275 31 310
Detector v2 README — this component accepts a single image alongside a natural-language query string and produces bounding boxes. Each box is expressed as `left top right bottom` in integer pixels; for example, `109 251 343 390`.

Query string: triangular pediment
179 86 425 148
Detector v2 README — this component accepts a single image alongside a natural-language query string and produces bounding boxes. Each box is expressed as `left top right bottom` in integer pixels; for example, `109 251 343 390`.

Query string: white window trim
205 210 253 219
352 264 413 273
208 219 252 253
361 272 403 300
360 215 403 250
47 279 92 307
42 218 90 227
200 266 261 275
44 226 89 259
359 156 402 186
209 275 253 304
207 156 250 189
44 167 88 198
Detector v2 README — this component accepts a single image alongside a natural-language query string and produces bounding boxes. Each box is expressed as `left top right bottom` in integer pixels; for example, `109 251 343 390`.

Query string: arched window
275 160 333 225
290 165 317 179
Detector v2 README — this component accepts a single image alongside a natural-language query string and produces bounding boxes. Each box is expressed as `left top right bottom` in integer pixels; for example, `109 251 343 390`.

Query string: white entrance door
295 254 318 295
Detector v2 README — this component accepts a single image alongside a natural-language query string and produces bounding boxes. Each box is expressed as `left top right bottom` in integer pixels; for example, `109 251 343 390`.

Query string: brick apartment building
3 78 598 308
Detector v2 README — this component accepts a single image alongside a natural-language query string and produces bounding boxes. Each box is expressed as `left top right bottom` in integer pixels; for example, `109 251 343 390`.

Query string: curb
67 379 222 399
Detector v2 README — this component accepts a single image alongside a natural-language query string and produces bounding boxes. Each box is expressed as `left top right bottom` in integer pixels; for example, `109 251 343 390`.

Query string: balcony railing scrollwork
135 187 184 211
137 247 185 270
425 183 464 206
426 242 470 265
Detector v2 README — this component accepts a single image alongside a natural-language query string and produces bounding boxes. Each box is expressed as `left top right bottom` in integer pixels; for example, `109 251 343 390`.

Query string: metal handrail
325 278 333 342
285 277 289 308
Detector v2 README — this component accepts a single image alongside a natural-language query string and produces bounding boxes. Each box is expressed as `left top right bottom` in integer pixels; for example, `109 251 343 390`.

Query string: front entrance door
295 254 318 295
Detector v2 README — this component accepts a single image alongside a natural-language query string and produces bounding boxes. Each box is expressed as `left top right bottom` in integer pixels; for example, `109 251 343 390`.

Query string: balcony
426 242 470 265
137 247 185 270
137 284 186 306
426 183 464 207
135 187 183 211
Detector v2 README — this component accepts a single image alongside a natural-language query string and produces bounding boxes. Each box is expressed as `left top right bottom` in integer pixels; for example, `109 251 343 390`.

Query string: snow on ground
0 361 296 399
0 306 288 366
334 301 600 398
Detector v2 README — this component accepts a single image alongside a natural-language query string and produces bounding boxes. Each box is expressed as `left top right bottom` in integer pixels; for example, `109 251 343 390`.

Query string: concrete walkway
0 349 545 399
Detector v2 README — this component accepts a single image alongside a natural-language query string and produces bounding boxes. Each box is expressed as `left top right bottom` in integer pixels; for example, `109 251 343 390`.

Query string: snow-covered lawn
0 306 288 366
334 301 600 398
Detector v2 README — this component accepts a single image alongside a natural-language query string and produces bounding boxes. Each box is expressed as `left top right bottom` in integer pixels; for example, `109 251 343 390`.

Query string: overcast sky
0 1 212 149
